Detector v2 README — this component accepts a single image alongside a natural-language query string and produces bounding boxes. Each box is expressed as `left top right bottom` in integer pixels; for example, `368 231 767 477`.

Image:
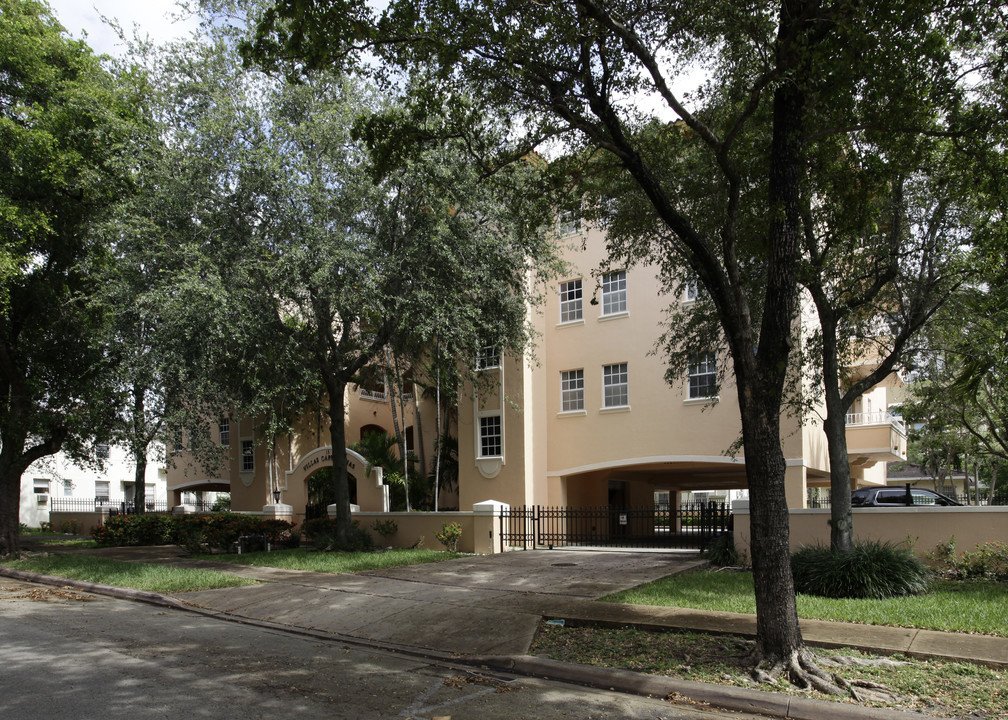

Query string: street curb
0 566 940 720
0 566 193 612
468 655 938 720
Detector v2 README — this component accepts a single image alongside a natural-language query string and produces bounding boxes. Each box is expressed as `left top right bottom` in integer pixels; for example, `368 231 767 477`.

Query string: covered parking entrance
498 501 731 551
509 458 749 551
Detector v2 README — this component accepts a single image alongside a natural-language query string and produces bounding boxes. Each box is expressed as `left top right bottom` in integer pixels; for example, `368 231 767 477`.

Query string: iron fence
500 502 731 552
49 497 215 514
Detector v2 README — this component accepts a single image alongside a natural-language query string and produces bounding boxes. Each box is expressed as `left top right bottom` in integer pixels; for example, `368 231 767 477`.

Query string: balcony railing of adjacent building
845 410 906 434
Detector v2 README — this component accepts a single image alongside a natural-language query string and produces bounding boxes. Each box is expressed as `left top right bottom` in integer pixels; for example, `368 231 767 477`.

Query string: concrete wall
353 501 506 554
732 501 1008 559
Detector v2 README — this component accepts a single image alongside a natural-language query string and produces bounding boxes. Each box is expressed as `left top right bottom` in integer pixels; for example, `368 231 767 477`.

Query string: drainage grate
551 562 577 567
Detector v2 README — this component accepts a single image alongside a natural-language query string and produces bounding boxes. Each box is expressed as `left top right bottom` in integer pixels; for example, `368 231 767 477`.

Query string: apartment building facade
457 223 907 512
169 224 906 518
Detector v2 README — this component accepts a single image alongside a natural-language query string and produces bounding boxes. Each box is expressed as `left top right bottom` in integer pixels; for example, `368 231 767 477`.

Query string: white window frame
219 420 230 446
602 363 629 409
63 479 72 496
600 270 627 316
684 277 699 303
559 278 583 324
558 211 580 237
33 478 49 494
95 480 110 502
240 438 255 473
477 345 500 370
478 414 502 458
688 352 718 400
560 369 585 413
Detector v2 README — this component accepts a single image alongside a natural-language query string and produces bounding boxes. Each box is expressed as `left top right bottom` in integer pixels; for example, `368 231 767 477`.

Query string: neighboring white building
20 444 167 528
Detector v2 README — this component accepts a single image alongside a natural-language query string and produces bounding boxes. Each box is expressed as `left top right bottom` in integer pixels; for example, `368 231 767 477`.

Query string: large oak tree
244 0 1003 684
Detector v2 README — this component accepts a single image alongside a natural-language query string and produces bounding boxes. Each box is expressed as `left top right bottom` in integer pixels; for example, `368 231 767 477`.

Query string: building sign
294 449 358 477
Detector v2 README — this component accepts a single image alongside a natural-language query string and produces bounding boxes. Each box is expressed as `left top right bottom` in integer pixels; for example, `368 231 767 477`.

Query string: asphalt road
0 579 761 720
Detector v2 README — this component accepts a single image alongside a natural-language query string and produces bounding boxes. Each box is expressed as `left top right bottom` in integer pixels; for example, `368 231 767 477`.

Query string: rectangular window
95 481 110 502
684 278 699 302
477 345 500 370
33 478 48 494
602 363 629 408
558 211 580 237
688 352 718 399
96 442 110 460
601 270 627 316
241 439 254 472
479 415 502 457
559 279 583 323
561 369 585 412
63 479 72 496
219 420 230 446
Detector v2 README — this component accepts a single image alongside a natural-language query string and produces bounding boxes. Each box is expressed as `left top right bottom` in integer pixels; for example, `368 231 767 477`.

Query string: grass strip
531 622 1007 719
604 570 1008 637
3 554 257 593
199 547 464 573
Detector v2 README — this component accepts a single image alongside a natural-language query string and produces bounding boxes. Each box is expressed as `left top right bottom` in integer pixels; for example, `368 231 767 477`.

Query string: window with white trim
601 270 627 316
241 439 254 472
219 420 230 446
559 279 583 323
95 480 110 502
558 211 580 237
684 278 699 302
33 478 48 494
63 479 72 496
688 352 718 399
479 415 502 457
561 369 585 412
602 363 629 408
477 345 500 370
96 442 110 460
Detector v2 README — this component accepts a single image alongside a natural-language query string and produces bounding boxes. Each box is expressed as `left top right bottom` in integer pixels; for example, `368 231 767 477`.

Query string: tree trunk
823 391 853 552
741 36 806 663
132 451 147 514
131 381 146 513
326 380 354 548
0 461 22 556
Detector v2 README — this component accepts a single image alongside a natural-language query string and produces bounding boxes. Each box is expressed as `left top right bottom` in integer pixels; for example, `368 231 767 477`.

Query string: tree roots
748 648 902 703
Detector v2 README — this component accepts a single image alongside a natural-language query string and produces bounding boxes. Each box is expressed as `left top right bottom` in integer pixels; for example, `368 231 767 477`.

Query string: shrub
58 519 80 535
302 518 374 552
704 534 739 567
791 540 930 599
372 519 398 538
210 494 231 512
172 514 299 554
92 513 298 554
930 538 1008 581
435 521 462 552
92 514 173 546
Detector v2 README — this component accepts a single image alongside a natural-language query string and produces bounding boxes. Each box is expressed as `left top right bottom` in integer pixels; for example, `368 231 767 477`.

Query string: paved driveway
176 550 705 656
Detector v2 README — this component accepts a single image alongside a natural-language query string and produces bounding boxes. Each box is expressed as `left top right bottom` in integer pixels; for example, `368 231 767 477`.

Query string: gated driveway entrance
499 502 731 552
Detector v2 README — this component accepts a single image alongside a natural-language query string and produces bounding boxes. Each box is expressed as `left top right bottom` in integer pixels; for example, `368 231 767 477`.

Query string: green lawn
2 555 256 593
604 570 1008 636
199 547 465 573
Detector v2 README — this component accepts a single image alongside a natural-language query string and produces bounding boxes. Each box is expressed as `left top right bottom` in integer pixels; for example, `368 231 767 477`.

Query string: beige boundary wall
48 511 104 535
732 501 1008 559
353 500 508 554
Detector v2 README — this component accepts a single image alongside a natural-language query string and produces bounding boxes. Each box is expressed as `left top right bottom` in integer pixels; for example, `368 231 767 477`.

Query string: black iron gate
499 503 731 552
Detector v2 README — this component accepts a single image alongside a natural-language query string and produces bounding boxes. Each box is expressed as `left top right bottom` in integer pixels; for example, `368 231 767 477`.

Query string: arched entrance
285 446 388 513
303 466 357 520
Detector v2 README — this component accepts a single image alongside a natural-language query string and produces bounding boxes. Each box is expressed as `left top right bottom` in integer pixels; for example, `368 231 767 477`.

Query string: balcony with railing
845 410 907 465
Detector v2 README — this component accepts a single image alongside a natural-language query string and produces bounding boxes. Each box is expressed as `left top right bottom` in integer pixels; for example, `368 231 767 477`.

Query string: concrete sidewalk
7 544 1007 719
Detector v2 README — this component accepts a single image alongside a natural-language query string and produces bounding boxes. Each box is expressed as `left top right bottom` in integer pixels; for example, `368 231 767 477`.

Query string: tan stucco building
457 223 908 513
168 223 907 517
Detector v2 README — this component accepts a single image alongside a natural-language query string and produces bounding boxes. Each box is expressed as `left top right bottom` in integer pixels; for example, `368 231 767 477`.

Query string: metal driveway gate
498 503 730 552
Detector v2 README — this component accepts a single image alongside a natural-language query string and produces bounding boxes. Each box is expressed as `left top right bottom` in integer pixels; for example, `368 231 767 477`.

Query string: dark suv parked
851 485 961 507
